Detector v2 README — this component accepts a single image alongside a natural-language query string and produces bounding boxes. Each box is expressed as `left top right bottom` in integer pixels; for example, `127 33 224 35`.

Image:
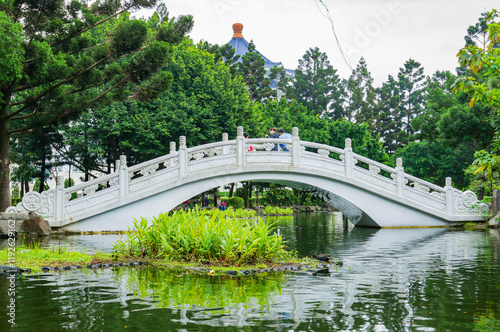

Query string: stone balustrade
4 126 488 228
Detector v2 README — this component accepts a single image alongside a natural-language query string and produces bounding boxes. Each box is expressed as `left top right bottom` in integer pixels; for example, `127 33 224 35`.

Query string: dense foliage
113 209 293 265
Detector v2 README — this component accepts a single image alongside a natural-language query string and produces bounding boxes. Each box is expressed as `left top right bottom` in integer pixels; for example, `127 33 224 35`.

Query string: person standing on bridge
265 127 279 151
278 129 292 151
243 132 253 151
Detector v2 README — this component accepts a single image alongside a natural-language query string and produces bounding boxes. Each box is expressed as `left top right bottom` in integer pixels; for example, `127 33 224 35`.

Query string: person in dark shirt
265 127 279 151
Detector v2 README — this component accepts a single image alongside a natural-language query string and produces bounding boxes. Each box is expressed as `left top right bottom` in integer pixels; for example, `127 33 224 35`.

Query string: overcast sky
136 0 498 85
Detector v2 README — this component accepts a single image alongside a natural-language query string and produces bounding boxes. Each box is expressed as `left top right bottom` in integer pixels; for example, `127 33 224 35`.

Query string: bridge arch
6 127 487 231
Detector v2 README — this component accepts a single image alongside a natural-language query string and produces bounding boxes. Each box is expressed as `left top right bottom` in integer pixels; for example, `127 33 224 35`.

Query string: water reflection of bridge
6 127 487 231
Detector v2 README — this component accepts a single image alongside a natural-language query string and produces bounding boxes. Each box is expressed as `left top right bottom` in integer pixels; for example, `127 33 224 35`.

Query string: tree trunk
39 151 46 193
246 182 251 208
256 185 260 206
213 188 218 208
0 118 11 210
229 183 235 198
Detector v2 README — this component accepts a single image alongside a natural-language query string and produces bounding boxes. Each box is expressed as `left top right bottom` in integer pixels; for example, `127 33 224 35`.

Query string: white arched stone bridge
6 127 487 231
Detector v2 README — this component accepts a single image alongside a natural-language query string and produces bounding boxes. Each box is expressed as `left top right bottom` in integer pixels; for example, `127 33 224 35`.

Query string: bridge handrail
64 171 119 196
185 140 236 159
404 173 446 194
300 141 345 155
128 151 178 174
5 126 487 223
352 153 397 176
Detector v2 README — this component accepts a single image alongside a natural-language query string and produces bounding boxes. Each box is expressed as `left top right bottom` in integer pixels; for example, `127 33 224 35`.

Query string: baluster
395 158 405 197
179 136 187 178
222 133 229 155
119 155 129 198
291 127 301 167
344 138 353 178
445 177 454 215
236 126 245 167
54 175 65 220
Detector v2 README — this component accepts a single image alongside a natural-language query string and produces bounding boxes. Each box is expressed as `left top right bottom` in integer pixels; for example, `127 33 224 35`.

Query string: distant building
226 23 294 88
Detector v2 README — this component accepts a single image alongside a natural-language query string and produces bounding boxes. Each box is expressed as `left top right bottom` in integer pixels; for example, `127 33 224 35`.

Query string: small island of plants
113 208 295 267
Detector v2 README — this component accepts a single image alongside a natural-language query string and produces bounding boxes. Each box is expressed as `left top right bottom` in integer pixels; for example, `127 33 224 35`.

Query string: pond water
1 212 500 331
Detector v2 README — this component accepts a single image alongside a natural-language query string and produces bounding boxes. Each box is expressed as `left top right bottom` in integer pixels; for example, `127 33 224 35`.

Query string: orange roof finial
232 23 243 38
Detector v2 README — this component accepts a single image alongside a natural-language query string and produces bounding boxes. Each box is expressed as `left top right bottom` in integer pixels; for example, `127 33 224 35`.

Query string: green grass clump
262 206 294 215
0 244 113 273
113 208 293 266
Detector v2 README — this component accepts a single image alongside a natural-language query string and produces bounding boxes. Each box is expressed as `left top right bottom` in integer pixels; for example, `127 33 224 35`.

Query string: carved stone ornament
120 155 127 167
237 126 244 137
83 184 98 196
430 192 445 201
369 164 380 174
454 190 483 214
169 142 176 154
189 152 205 160
396 158 403 168
345 138 352 149
445 177 452 187
9 190 55 218
56 175 64 186
262 143 275 151
109 176 119 187
318 149 330 158
208 147 222 157
139 164 159 176
222 133 228 141
414 182 430 193
292 127 299 137
22 192 42 211
179 136 186 147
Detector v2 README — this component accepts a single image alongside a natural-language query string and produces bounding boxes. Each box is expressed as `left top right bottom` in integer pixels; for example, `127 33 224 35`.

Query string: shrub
113 208 292 265
223 197 244 209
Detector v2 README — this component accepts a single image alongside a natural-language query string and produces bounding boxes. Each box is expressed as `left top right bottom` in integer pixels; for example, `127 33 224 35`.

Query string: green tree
454 10 500 113
374 59 426 153
0 0 194 210
235 40 273 102
341 57 377 126
397 59 426 138
289 47 343 116
374 75 406 153
56 39 254 169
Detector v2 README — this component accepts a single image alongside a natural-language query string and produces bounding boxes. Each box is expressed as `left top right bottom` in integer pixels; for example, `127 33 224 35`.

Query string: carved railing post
445 177 454 215
179 136 187 178
169 141 176 154
236 126 245 167
54 175 65 220
222 133 229 155
115 159 120 173
291 127 301 167
344 138 353 178
395 158 405 197
119 155 129 199
168 142 176 168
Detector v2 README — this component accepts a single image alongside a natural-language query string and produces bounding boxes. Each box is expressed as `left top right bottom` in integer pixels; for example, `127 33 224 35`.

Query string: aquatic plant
113 208 293 266
262 206 294 215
